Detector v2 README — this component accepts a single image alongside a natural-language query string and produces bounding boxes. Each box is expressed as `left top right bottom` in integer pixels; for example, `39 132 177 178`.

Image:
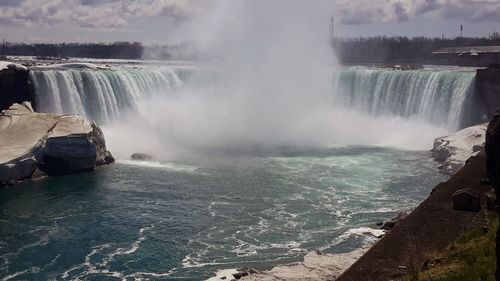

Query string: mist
103 0 450 161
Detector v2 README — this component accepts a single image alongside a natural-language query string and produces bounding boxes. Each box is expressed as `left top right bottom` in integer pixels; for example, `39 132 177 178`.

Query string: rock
131 153 153 161
379 211 410 231
92 124 115 165
380 221 396 230
233 272 250 279
0 157 38 185
0 102 113 185
207 248 368 281
485 109 500 281
476 67 500 119
0 61 34 112
235 248 369 281
432 123 487 175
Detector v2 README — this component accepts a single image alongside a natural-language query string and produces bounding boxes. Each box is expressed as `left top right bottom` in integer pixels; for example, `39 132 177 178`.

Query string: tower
329 16 335 42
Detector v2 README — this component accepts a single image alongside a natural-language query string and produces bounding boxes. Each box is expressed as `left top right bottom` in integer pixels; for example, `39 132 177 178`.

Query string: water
331 67 476 130
0 64 471 280
0 147 446 280
30 65 476 130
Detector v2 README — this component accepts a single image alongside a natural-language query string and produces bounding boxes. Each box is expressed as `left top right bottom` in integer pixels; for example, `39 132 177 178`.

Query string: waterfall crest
30 67 183 123
331 67 476 129
30 66 476 131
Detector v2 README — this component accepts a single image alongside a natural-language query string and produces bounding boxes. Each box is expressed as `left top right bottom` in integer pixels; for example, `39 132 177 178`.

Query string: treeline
1 42 143 60
333 34 500 64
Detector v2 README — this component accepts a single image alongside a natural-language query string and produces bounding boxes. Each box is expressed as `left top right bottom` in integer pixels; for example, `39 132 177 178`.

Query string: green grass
401 212 498 281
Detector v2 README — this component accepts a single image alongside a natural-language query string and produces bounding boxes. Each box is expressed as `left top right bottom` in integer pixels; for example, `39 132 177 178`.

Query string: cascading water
331 67 476 130
30 66 476 132
30 67 183 123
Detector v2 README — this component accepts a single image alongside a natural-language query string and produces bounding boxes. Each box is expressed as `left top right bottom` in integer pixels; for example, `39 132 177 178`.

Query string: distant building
432 46 500 66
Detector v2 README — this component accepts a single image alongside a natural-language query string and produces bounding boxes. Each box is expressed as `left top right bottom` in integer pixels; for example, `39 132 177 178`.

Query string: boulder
432 123 487 175
131 153 153 161
0 102 114 185
379 211 410 231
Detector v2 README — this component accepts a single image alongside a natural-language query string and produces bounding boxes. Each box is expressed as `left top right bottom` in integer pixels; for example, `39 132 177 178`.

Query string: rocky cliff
476 65 500 119
0 102 114 186
0 61 34 112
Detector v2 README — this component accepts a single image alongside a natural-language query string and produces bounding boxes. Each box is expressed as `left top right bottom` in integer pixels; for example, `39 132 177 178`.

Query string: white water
30 66 183 124
332 67 476 130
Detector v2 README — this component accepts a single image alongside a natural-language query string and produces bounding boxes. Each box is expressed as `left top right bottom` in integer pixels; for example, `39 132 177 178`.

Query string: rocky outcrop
0 102 114 185
432 123 487 175
377 211 410 231
0 61 34 112
476 65 500 119
207 248 368 281
131 153 153 161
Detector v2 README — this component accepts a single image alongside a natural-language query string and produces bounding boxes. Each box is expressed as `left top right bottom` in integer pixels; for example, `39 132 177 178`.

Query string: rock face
485 109 500 281
0 61 34 112
0 102 114 185
476 66 500 119
432 123 487 175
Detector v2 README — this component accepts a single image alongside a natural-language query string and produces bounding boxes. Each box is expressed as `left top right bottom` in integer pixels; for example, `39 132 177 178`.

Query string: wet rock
0 102 113 185
131 153 153 161
381 221 396 230
379 211 410 231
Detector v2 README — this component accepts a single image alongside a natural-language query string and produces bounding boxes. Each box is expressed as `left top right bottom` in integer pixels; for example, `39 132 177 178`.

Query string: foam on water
117 159 199 173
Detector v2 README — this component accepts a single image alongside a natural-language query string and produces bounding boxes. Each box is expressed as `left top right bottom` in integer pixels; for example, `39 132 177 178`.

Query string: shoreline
337 152 492 280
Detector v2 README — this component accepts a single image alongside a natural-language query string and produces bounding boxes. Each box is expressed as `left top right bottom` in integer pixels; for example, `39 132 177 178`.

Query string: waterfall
30 67 183 124
331 67 476 129
30 66 476 130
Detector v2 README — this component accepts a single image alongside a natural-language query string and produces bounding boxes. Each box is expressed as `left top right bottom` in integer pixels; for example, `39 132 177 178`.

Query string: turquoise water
0 147 446 280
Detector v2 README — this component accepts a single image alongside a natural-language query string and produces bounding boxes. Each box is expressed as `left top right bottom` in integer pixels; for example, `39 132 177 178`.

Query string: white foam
45 62 109 70
61 226 154 280
0 61 27 71
206 269 239 281
118 160 199 173
321 227 385 251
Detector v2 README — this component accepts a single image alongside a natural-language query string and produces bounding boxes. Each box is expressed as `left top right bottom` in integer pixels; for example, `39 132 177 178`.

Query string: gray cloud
0 0 191 28
334 0 500 25
440 0 500 23
1 0 499 31
0 0 23 7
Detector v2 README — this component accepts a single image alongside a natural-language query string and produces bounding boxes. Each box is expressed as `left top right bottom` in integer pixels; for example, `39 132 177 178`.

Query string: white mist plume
104 0 450 160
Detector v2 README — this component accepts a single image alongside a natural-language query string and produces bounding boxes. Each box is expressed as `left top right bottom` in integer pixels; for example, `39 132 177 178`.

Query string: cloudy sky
1 0 500 44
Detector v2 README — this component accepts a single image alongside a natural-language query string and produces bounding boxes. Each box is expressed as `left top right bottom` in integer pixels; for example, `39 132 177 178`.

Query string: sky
1 0 500 44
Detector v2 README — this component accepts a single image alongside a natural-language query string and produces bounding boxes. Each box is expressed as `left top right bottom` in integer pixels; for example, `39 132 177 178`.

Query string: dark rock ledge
0 102 114 186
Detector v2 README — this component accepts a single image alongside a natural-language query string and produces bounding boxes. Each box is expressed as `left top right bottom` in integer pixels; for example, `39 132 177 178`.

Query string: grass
400 211 498 281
